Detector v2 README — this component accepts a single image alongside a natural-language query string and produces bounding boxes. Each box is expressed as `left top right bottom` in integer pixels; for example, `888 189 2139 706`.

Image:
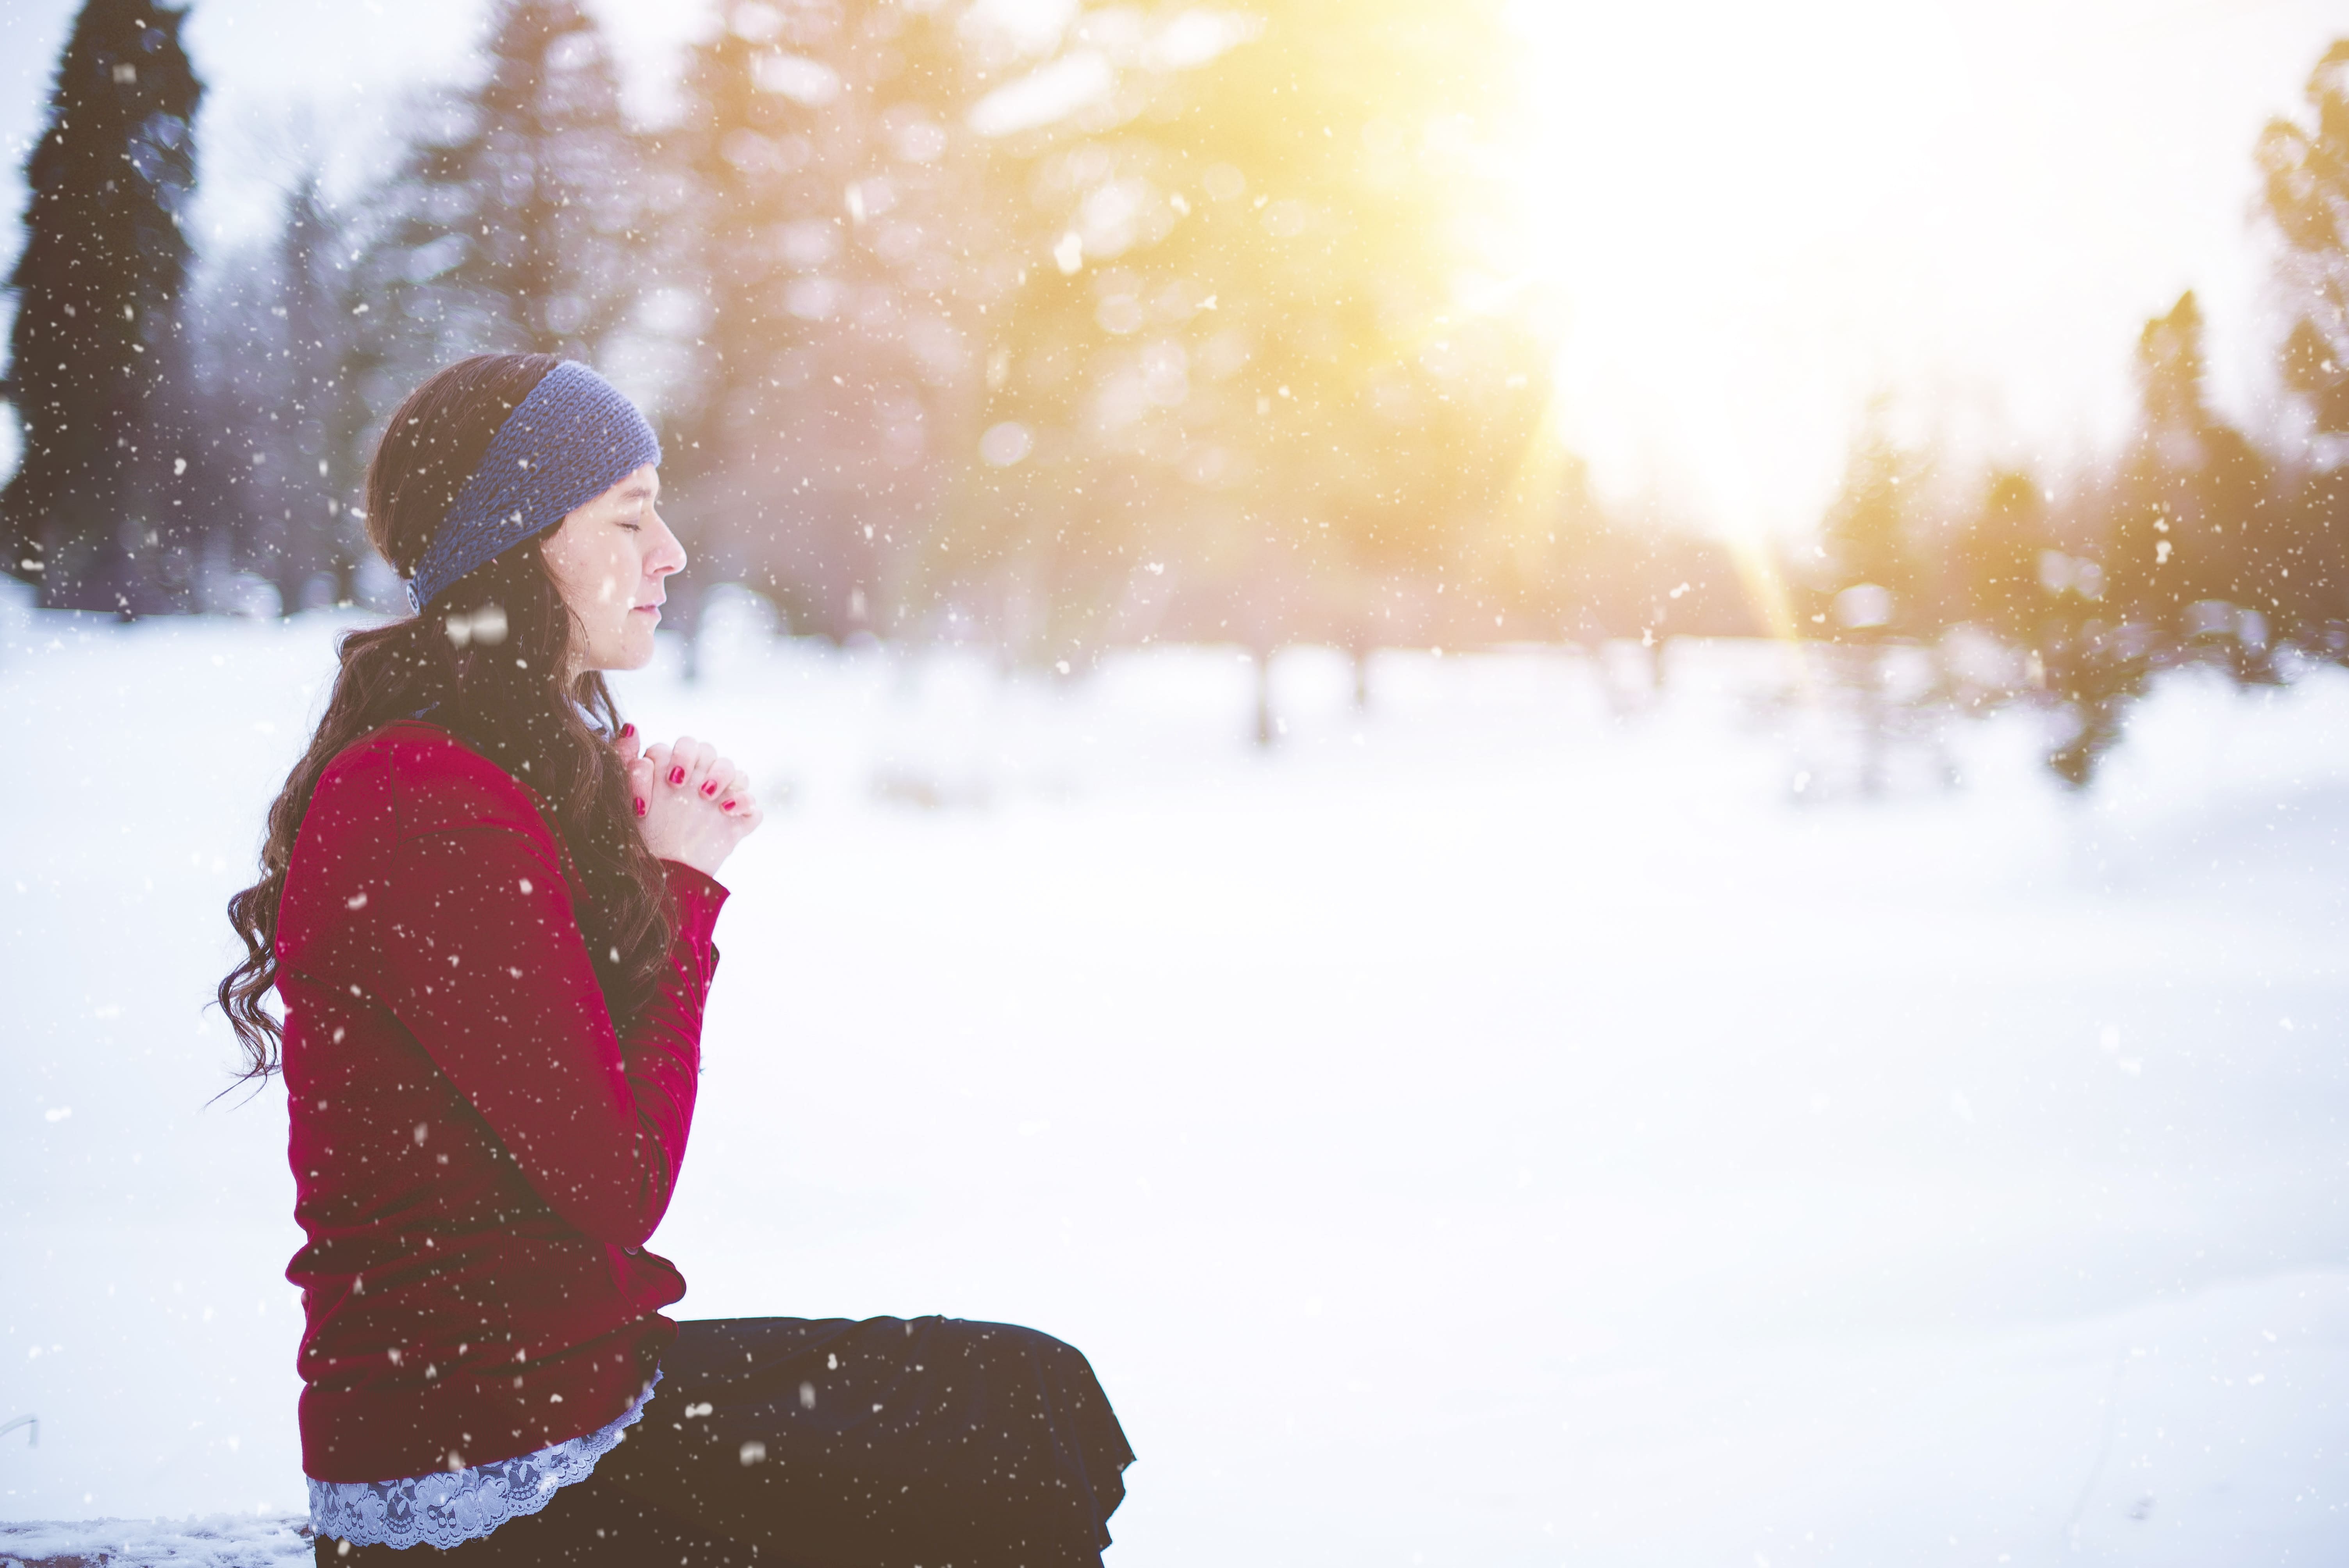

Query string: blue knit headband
405 360 663 612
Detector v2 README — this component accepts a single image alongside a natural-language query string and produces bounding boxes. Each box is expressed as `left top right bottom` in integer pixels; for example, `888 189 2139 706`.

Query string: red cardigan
274 719 726 1484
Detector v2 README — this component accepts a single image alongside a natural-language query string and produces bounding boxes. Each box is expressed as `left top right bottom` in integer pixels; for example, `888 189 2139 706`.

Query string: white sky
1502 0 2349 532
0 0 2343 535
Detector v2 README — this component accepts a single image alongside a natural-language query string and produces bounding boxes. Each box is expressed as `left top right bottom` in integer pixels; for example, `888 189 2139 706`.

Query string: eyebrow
613 481 657 503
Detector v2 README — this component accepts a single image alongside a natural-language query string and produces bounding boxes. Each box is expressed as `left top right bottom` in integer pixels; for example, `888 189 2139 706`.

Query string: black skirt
316 1315 1134 1567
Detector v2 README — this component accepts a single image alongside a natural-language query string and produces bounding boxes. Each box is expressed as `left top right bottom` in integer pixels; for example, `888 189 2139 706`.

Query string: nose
646 506 687 581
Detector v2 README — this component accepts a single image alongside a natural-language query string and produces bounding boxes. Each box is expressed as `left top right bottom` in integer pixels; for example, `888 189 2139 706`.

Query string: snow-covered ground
4 590 2347 1565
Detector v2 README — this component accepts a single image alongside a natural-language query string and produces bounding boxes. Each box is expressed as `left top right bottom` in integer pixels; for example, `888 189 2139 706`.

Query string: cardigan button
623 1245 639 1255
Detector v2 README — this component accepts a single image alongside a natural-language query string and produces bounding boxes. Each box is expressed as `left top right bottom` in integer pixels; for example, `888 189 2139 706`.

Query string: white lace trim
306 1370 659 1550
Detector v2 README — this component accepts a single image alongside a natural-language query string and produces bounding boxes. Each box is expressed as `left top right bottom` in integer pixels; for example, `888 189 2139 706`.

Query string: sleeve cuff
659 859 730 931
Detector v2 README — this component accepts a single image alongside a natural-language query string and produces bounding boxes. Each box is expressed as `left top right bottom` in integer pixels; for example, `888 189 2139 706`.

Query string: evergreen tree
2037 292 2276 787
2255 38 2349 652
261 178 364 608
282 177 374 606
1 0 201 611
184 235 282 602
1812 399 1924 636
2259 40 2349 437
659 13 802 624
2023 473 2149 788
662 0 1005 642
2103 292 2269 639
2041 613 2153 789
2274 465 2349 656
348 0 644 414
182 174 370 614
1957 469 2053 643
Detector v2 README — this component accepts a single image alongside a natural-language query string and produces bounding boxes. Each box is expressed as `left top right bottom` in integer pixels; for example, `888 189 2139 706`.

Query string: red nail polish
701 780 718 796
720 799 736 811
619 723 635 740
634 797 647 817
668 766 685 786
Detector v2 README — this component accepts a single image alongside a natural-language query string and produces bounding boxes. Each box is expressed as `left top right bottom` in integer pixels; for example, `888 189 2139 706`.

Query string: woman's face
539 464 685 674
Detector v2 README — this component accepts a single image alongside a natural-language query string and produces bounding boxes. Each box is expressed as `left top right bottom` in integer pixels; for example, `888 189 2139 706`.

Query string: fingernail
668 766 685 786
701 781 718 797
720 799 736 811
634 797 647 817
619 723 635 740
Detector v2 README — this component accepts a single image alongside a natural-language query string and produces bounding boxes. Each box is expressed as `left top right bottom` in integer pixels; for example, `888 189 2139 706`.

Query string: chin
578 630 659 675
613 627 661 670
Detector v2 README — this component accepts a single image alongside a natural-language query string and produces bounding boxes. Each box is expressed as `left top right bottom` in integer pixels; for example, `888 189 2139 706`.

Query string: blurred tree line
1783 40 2349 785
3 0 1747 653
2 5 2347 783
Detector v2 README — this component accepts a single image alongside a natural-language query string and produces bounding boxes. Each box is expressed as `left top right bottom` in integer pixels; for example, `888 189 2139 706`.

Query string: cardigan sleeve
374 823 727 1248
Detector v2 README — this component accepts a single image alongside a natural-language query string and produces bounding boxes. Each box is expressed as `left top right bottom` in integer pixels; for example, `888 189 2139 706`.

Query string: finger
697 757 745 804
724 772 761 820
725 765 754 810
709 761 754 813
625 756 658 818
612 722 642 766
660 736 709 795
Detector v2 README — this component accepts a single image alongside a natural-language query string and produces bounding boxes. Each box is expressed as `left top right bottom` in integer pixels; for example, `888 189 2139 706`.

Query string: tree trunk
1253 648 1276 747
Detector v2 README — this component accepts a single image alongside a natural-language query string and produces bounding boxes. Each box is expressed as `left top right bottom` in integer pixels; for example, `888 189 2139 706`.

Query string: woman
219 354 1133 1565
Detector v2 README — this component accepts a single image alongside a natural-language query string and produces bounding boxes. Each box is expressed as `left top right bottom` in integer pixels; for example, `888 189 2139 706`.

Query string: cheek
545 526 648 631
592 549 634 606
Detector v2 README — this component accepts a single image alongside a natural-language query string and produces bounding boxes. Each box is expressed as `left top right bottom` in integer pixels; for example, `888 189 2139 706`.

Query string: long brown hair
219 354 674 1080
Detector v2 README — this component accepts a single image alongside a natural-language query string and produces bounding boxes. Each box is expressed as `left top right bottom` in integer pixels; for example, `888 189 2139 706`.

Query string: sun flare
1488 0 2318 543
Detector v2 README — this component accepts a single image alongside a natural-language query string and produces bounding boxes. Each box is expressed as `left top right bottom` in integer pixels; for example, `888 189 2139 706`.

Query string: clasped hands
615 726 761 878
